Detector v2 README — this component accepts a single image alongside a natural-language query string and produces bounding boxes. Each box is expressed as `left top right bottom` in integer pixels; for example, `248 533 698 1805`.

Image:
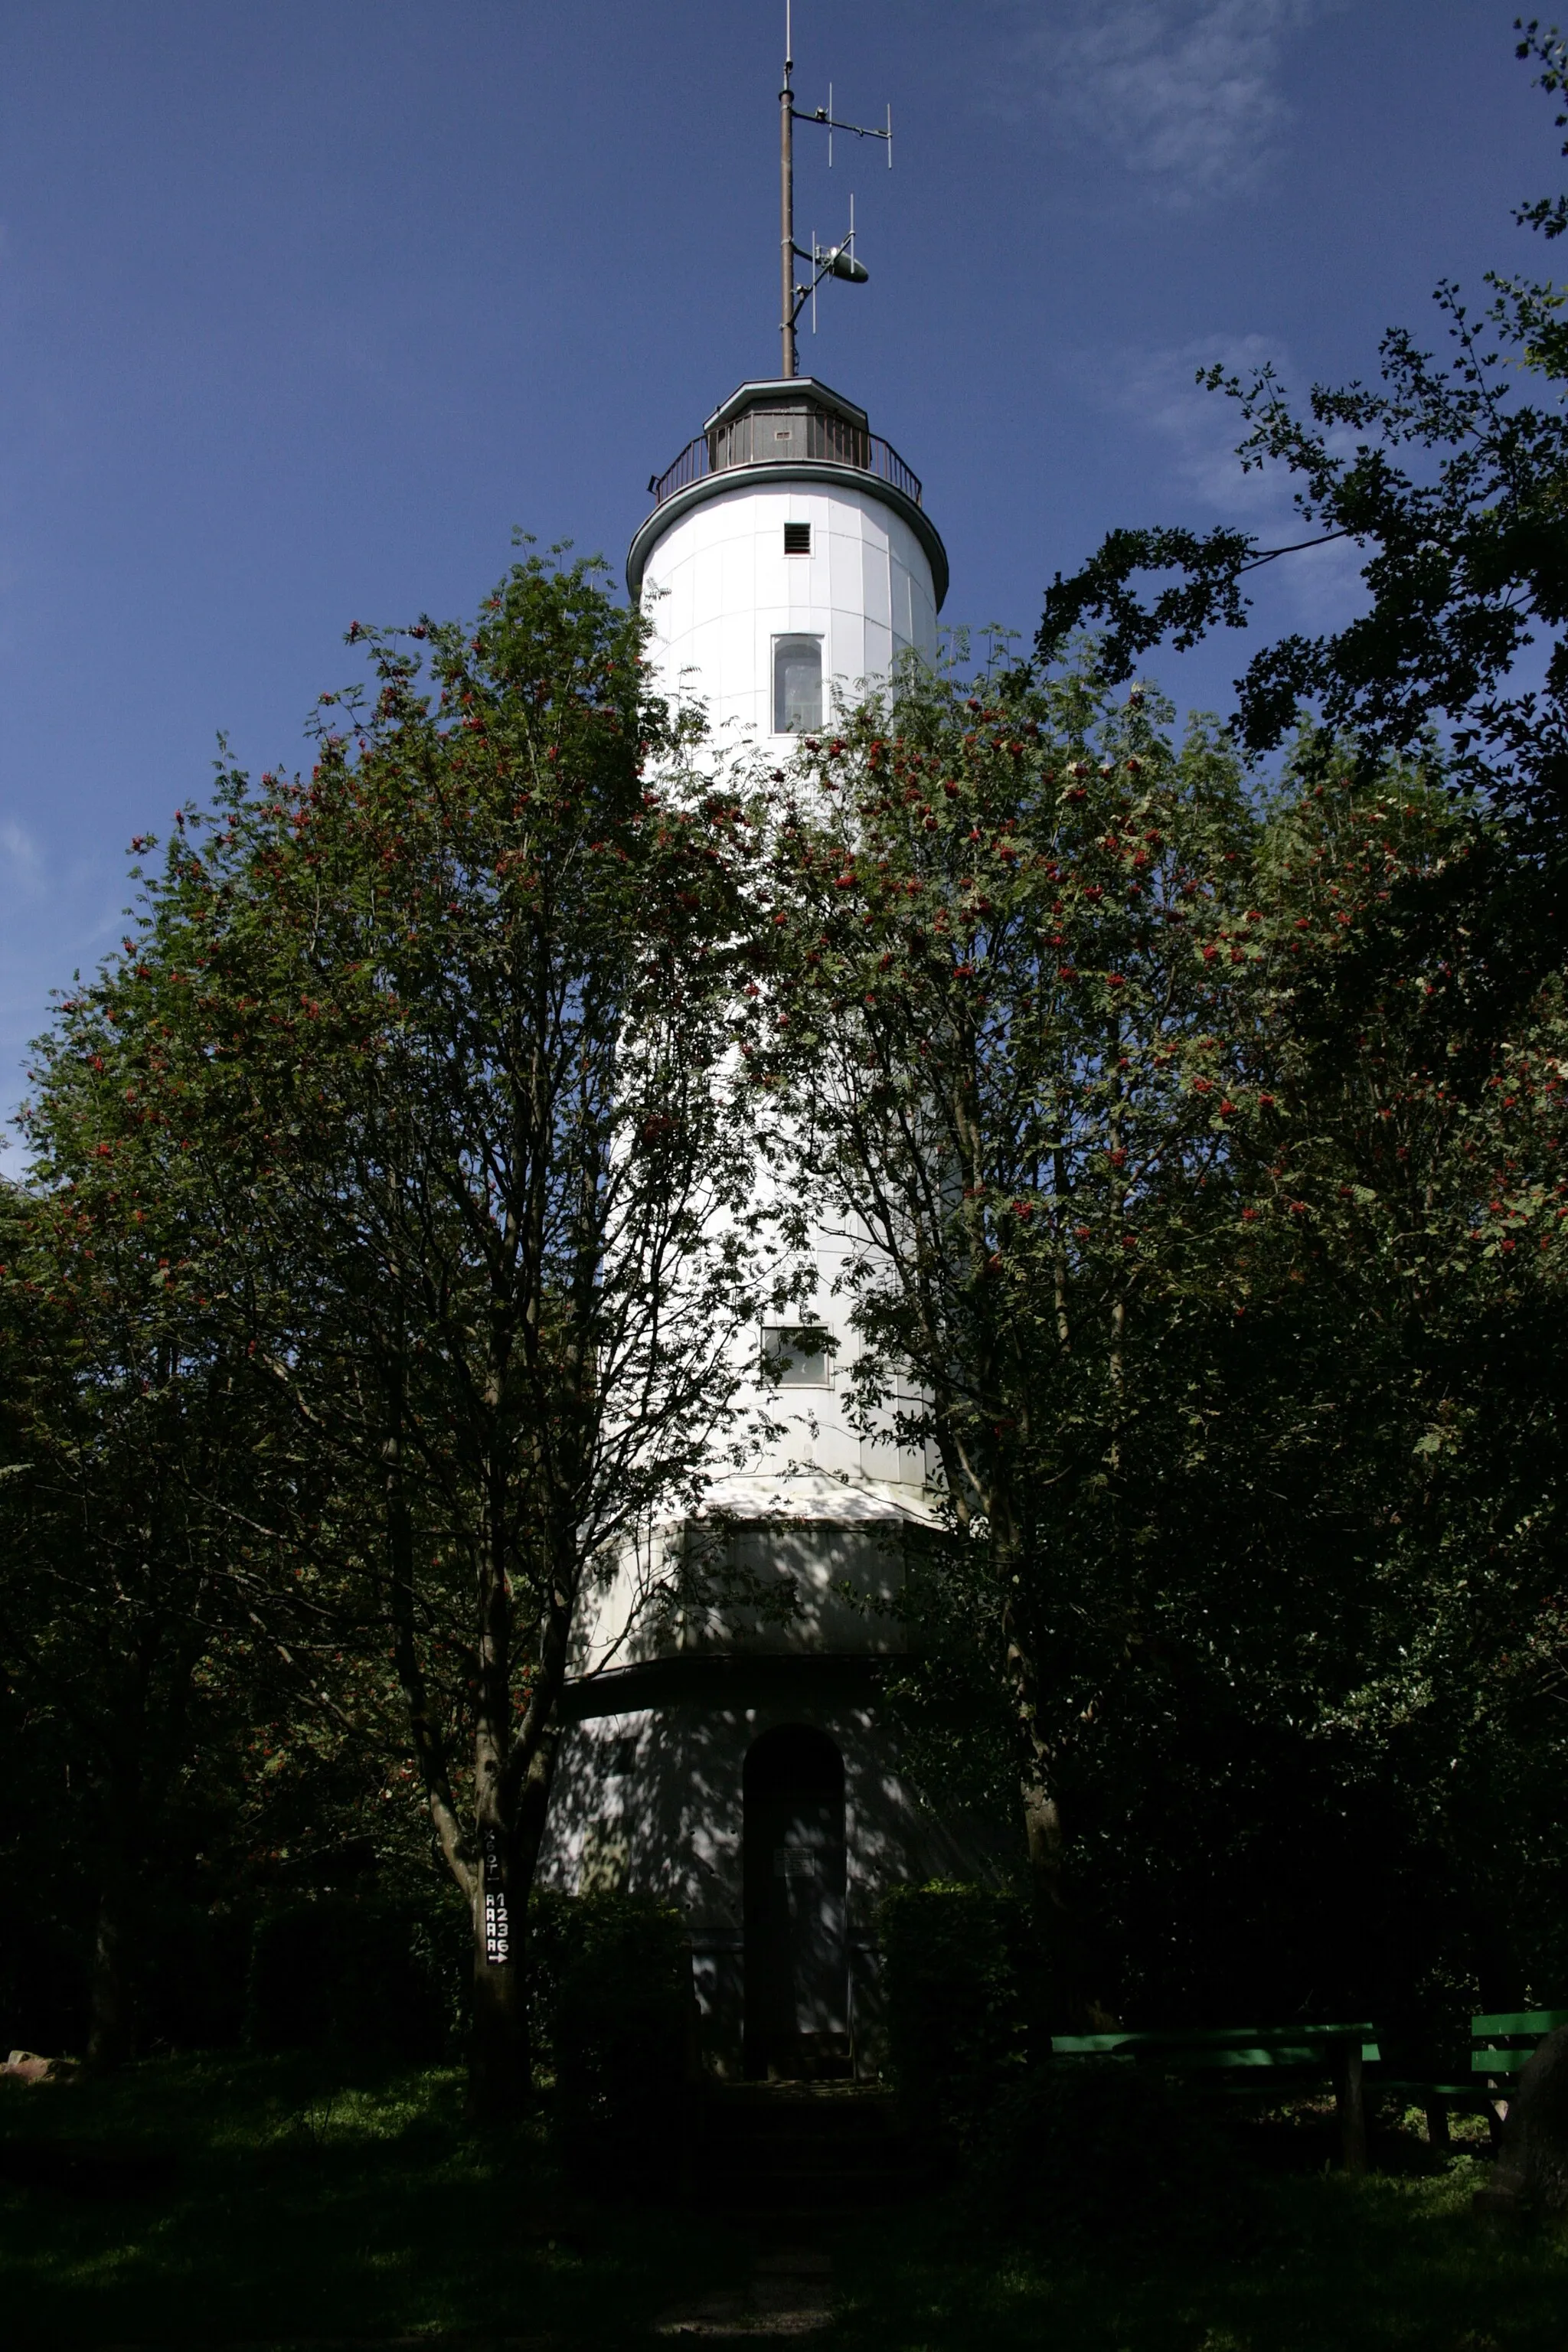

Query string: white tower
628 376 946 751
540 32 999 2083
629 373 947 1511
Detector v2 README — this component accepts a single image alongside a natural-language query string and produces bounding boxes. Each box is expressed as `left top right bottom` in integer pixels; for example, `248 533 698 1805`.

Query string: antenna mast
781 5 796 376
777 2 890 381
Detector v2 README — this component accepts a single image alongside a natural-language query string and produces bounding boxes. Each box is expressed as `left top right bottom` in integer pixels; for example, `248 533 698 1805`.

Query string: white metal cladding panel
641 481 937 744
718 531 756 632
538 1699 1001 1920
835 516 891 639
899 540 933 652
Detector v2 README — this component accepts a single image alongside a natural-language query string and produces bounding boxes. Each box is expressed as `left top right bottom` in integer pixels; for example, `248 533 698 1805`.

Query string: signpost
482 1828 511 1967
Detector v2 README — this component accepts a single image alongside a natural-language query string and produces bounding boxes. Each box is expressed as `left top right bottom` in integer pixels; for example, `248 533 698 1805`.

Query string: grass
2 2059 1566 2348
831 2155 1568 2351
0 2052 746 2347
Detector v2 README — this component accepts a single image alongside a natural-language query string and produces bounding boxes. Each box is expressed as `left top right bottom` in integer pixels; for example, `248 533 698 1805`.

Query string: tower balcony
628 375 945 610
648 377 923 511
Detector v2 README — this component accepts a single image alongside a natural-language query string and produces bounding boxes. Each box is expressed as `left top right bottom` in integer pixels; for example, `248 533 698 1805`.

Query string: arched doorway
743 1725 848 2079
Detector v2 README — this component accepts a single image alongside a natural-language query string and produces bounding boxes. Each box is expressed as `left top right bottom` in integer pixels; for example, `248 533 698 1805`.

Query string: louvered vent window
783 521 812 555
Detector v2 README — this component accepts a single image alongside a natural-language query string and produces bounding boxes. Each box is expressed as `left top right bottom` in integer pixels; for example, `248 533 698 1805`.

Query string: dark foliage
879 1883 1253 2245
965 2058 1255 2247
528 1890 690 2180
244 1890 467 2061
879 1883 1044 2135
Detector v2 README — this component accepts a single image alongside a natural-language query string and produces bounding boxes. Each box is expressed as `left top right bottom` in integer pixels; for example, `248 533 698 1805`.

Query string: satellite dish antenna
779 5 891 375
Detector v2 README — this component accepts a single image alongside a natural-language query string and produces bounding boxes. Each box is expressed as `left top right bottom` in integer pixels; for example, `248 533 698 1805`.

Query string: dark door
743 1726 848 2079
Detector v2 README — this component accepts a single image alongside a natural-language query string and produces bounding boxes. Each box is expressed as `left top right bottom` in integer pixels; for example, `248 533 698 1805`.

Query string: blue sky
0 1 1553 1154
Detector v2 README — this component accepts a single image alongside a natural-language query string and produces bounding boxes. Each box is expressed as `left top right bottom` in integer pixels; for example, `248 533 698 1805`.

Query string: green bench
1052 2022 1378 2173
1469 2008 1568 2114
1359 2008 1568 2148
1368 2063 1478 2147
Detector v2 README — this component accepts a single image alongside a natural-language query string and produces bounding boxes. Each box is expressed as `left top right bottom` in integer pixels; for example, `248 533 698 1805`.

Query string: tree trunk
469 1851 531 2124
1001 1553 1093 2031
1472 1895 1526 2018
83 1709 150 2074
466 1716 562 2125
383 1383 521 2117
85 1857 136 2071
1019 1766 1091 2030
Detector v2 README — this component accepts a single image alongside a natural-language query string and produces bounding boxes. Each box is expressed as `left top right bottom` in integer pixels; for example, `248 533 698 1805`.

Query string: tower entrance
743 1725 849 2079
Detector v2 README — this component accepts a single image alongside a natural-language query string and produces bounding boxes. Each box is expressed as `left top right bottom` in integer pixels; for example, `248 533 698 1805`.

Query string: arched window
773 635 823 733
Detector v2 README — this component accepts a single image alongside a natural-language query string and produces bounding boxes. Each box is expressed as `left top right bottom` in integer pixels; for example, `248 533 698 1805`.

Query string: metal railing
648 407 923 509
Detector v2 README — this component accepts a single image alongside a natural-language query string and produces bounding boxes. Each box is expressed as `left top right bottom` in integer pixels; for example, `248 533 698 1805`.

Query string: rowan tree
1190 756 1568 2012
1024 744 1568 2022
1008 9 1568 2018
93 549 771 2115
746 655 1271 2011
0 1070 321 2065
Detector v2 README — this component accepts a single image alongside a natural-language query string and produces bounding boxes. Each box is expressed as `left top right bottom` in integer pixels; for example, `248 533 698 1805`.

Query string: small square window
783 521 812 555
762 1321 833 1387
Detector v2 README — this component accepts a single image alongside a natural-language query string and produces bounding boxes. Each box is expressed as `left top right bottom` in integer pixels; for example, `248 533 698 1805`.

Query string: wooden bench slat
1471 2010 1568 2037
1127 2022 1373 2046
1050 2023 1372 2056
1052 2032 1379 2067
1162 2045 1376 2070
1472 2048 1535 2074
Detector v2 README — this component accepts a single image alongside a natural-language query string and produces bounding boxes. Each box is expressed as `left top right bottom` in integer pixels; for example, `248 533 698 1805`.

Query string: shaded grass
831 2154 1568 2351
0 2053 745 2347
3 2061 1566 2348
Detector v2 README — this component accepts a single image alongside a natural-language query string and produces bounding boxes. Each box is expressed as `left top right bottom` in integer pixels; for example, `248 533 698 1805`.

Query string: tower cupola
628 376 946 747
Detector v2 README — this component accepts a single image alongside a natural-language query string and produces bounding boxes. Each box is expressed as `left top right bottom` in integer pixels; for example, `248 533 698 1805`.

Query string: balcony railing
648 406 923 509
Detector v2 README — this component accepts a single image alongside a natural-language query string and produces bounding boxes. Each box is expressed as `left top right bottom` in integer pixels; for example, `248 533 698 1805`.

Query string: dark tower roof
627 376 947 609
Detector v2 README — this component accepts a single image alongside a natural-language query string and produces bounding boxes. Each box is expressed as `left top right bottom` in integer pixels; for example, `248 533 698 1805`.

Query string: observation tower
628 372 944 750
541 23 992 2082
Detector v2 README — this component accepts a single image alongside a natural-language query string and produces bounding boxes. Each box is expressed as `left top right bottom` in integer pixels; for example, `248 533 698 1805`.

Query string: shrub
530 1889 690 2180
879 1882 1042 2135
244 1888 466 2060
880 1882 1252 2245
965 2056 1255 2246
243 1880 690 2155
139 1901 252 2051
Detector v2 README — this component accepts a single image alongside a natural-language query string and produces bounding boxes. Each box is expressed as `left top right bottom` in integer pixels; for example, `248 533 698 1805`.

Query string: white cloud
1111 334 1289 513
986 0 1327 202
0 818 42 890
1101 333 1366 627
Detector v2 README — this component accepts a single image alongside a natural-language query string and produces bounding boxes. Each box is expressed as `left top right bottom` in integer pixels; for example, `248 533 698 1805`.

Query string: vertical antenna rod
777 5 888 373
780 6 796 377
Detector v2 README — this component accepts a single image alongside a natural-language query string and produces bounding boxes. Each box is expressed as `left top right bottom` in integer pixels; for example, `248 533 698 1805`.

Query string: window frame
760 1318 835 1390
772 632 825 736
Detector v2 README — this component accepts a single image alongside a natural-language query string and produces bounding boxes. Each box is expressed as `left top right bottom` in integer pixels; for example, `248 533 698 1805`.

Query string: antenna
778 5 892 377
812 197 871 338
